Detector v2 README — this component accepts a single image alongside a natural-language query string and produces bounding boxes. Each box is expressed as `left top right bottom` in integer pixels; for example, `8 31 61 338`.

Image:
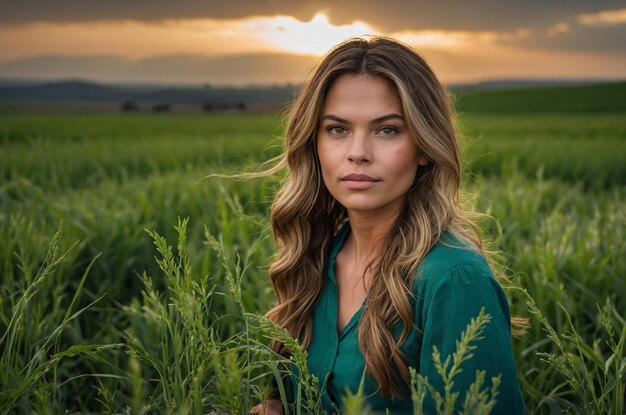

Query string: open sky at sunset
1 1 625 86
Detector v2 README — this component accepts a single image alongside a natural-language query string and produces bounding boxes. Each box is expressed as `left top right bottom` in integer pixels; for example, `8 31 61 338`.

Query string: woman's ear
418 154 429 166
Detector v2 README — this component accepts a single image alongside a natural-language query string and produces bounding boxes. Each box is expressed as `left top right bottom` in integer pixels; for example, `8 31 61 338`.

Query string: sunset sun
247 12 375 55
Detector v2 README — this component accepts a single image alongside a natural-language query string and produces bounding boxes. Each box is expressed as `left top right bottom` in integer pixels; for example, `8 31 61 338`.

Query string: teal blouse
286 222 525 414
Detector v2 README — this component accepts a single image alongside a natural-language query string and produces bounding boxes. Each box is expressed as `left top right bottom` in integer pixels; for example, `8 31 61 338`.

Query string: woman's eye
379 127 397 135
328 126 347 135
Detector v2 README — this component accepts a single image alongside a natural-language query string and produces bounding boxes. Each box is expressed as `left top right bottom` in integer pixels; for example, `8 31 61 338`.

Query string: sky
0 1 625 86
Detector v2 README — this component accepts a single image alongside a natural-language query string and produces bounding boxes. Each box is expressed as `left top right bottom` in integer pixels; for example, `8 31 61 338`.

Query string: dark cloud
0 0 624 32
508 23 626 55
0 53 318 85
0 1 320 24
325 0 626 32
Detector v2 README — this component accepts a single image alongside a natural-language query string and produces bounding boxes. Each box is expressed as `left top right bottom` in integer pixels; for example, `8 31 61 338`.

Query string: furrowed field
1 83 625 414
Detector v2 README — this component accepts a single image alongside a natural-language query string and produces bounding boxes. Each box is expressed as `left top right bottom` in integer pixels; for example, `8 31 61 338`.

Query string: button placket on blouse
328 248 341 363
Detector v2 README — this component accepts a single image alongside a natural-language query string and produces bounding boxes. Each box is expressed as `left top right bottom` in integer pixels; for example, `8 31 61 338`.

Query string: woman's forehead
321 74 403 121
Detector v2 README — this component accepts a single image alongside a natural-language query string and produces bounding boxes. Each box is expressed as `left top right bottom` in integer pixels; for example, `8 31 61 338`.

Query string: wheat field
1 85 625 413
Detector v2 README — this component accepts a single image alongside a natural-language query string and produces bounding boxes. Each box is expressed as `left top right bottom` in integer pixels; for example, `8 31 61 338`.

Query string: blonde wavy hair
266 37 489 398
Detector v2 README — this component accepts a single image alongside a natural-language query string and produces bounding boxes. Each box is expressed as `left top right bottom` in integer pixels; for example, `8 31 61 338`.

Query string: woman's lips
340 174 381 190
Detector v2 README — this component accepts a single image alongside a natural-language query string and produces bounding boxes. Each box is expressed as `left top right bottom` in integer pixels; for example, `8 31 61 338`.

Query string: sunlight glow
393 28 530 50
245 12 375 55
393 31 466 49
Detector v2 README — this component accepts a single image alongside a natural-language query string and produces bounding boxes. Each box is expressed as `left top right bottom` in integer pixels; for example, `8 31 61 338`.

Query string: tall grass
1 110 624 412
459 113 626 189
118 219 509 414
0 227 122 413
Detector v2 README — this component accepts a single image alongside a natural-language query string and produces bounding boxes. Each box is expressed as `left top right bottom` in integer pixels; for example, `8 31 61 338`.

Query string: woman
251 37 524 414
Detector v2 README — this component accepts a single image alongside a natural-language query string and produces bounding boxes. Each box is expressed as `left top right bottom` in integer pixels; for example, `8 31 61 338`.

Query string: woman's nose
346 132 371 163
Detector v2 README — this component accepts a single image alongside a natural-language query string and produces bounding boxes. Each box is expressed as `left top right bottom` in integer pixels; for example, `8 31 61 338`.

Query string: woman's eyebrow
320 113 405 124
320 114 351 124
371 113 405 124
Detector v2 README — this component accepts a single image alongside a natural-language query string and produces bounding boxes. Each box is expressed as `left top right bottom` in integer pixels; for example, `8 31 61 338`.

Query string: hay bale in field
152 103 171 113
202 102 214 113
121 100 138 112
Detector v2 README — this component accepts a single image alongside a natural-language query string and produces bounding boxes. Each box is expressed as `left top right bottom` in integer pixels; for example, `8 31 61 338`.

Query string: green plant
522 290 625 414
411 308 501 415
0 227 121 413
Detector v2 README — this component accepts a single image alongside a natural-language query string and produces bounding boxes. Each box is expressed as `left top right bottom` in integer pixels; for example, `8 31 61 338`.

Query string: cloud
0 19 286 61
0 12 380 61
393 28 532 51
0 1 320 25
1 2 625 84
543 24 626 53
578 8 626 26
1 0 625 32
2 46 625 87
0 53 318 85
499 8 626 55
547 22 571 38
418 44 626 84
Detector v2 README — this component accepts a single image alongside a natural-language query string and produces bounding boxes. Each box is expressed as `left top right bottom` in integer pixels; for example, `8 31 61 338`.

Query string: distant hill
454 81 626 113
1 79 625 113
0 80 125 102
0 80 296 108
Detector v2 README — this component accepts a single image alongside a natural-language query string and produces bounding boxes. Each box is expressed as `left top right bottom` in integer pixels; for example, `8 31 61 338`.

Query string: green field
1 84 625 414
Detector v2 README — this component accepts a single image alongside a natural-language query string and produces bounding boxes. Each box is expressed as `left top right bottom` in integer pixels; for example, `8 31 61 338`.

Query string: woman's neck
345 208 399 265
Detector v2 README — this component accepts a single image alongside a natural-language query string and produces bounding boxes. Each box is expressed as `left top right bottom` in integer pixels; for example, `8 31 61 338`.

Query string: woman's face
317 74 428 217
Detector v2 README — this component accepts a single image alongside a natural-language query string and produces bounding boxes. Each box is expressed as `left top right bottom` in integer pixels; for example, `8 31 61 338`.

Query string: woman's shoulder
420 231 490 272
413 231 494 295
411 231 513 335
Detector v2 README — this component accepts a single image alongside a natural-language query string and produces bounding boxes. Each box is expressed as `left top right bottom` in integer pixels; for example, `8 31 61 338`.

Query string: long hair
266 37 486 397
